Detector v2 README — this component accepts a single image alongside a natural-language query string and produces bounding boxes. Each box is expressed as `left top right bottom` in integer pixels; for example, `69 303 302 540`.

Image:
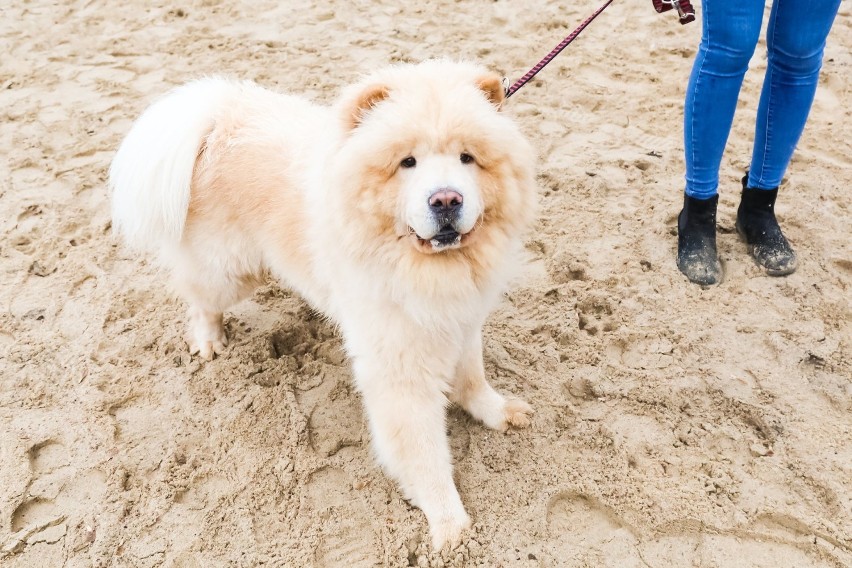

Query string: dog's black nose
428 190 463 212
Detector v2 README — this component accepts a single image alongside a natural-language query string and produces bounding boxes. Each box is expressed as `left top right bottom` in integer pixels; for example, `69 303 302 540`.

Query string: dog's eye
400 156 417 169
460 153 474 165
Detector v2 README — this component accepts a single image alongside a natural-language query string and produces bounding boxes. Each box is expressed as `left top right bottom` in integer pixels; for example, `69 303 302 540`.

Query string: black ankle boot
736 176 797 276
677 194 722 285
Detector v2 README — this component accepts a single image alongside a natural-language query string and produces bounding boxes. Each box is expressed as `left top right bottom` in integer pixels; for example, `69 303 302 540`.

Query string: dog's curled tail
109 77 237 250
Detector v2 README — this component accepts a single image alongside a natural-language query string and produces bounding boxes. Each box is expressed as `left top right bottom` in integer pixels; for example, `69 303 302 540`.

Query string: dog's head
332 60 537 261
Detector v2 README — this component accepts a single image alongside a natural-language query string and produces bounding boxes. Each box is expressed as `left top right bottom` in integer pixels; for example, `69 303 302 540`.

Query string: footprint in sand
302 466 381 568
832 258 852 275
605 333 674 370
5 440 107 555
298 374 364 458
545 492 643 567
542 492 845 567
10 498 61 534
307 388 364 457
10 440 69 538
548 249 590 284
575 294 619 336
641 518 846 568
28 439 68 474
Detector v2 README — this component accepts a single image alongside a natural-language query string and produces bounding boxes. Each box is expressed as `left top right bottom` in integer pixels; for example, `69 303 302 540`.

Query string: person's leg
738 0 842 275
685 0 765 199
678 0 765 285
748 0 841 188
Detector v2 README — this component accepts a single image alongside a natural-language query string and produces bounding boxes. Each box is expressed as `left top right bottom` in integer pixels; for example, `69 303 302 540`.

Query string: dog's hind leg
184 305 228 360
450 330 533 431
171 249 263 360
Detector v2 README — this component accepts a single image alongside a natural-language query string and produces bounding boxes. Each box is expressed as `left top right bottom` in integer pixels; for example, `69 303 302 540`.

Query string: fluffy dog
109 60 537 548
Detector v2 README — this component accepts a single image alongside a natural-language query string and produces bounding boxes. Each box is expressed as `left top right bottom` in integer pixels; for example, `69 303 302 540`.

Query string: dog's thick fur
110 60 537 548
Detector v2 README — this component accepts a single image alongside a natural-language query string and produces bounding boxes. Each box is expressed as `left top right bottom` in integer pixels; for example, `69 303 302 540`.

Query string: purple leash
505 0 615 98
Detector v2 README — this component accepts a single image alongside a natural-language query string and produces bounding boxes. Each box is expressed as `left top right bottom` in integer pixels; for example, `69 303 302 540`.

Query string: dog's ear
343 83 390 130
476 73 505 110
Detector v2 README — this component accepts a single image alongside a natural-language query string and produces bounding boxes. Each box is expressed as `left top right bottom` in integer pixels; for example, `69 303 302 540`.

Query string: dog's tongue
432 226 460 246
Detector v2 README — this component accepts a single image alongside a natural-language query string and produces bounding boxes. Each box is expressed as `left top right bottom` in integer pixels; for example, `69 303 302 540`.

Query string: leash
504 0 614 99
503 0 695 99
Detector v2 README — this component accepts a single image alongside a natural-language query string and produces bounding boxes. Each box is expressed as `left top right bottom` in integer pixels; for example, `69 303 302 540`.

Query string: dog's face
397 144 484 254
333 61 536 259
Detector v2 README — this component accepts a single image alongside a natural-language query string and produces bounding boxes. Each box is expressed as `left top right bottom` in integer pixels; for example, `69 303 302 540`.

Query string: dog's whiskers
474 213 485 232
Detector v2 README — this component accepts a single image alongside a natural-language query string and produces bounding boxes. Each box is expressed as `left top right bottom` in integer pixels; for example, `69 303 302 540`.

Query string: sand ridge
1 1 850 566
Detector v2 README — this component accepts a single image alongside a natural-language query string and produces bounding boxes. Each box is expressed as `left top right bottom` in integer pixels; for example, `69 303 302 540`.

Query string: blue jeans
684 0 841 199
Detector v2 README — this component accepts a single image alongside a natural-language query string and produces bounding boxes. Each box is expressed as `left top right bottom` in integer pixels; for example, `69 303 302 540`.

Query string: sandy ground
1 0 850 566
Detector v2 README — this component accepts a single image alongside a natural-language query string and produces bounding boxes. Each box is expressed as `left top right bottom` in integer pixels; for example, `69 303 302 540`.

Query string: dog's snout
428 190 463 212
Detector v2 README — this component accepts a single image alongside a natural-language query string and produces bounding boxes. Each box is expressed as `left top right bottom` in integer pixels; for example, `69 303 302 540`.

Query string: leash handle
505 0 614 99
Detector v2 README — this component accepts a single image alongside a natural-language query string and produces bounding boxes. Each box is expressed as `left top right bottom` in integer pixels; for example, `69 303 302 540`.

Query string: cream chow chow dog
109 60 537 548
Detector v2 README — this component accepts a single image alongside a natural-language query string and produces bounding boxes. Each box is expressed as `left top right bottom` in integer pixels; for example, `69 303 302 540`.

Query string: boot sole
676 254 723 286
736 223 798 277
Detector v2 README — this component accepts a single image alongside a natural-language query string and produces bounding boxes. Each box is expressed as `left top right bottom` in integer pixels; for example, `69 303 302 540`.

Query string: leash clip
652 0 696 24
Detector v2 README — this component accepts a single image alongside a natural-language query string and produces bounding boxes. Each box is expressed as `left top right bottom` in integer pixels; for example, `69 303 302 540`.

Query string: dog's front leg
450 330 533 431
355 359 470 550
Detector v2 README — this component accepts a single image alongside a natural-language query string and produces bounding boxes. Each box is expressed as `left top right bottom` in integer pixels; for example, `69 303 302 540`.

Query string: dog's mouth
409 225 476 253
431 225 461 246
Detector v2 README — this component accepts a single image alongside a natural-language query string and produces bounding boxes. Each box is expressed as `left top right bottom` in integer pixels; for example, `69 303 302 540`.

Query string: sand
1 0 850 566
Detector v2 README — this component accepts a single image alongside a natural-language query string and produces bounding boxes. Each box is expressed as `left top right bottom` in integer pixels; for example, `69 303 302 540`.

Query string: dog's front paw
480 396 534 432
503 397 533 429
187 336 228 360
429 513 471 550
